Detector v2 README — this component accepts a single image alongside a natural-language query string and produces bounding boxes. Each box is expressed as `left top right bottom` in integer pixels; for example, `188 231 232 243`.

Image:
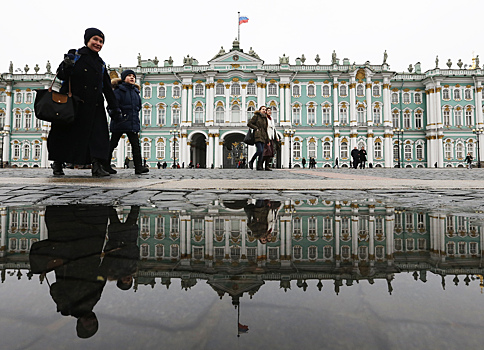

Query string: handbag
263 141 274 157
34 73 80 125
243 128 255 145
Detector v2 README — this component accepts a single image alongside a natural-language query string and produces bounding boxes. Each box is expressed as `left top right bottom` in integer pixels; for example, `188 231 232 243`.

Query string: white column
180 217 187 258
207 133 214 168
224 219 230 258
4 84 12 165
283 132 290 168
187 85 193 125
334 203 341 267
39 209 47 240
382 81 393 167
181 132 188 167
206 83 214 126
0 209 7 253
349 80 357 149
333 81 339 126
385 207 394 262
279 83 285 123
367 128 374 165
334 130 340 165
476 84 483 127
225 84 230 123
241 84 247 123
215 134 221 168
241 218 247 259
435 85 444 167
285 84 291 124
181 85 188 124
186 219 192 259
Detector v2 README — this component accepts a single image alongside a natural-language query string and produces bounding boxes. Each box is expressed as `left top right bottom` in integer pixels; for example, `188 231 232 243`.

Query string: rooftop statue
447 59 452 68
435 55 439 68
301 54 306 64
34 64 40 73
46 60 51 73
315 54 320 64
332 50 337 64
408 63 413 73
24 64 29 73
9 61 13 74
457 59 463 69
383 50 387 64
279 54 289 64
137 53 141 66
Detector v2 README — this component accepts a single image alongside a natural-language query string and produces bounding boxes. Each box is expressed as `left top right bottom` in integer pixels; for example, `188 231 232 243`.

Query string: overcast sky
2 0 483 75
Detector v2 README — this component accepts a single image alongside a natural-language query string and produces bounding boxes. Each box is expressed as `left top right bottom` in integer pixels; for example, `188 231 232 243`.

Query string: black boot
256 159 263 171
92 158 110 177
104 160 117 174
264 157 272 171
249 159 254 170
135 165 149 175
52 161 64 176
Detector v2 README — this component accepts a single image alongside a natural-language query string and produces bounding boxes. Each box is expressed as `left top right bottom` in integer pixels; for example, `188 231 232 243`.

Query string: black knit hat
121 69 136 81
84 28 105 45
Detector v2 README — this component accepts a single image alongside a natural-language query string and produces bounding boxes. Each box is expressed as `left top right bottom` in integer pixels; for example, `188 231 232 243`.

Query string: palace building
1 40 483 168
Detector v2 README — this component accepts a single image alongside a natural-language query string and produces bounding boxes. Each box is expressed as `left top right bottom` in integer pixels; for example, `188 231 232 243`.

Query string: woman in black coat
48 28 120 177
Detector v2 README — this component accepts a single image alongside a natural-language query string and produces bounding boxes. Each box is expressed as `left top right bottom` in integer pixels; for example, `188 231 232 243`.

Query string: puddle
1 197 484 349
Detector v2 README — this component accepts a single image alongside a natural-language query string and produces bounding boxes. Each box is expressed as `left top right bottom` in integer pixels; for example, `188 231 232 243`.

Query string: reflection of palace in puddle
1 200 484 297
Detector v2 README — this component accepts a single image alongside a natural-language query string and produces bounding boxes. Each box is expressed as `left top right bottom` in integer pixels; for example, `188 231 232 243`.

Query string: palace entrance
190 133 207 168
223 133 246 169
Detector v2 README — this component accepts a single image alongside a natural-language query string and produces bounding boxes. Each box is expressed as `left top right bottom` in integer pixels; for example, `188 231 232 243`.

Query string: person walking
351 147 360 169
107 70 149 175
262 107 279 171
302 157 306 168
247 106 269 170
333 157 339 168
465 152 473 169
48 28 121 177
359 146 367 169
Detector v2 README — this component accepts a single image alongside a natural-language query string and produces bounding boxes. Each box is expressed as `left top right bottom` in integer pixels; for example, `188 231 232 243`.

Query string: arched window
442 89 450 100
194 84 204 96
374 142 382 159
142 141 150 159
393 144 399 160
143 86 152 99
216 83 225 95
372 85 380 97
293 141 301 158
215 106 225 123
158 86 166 98
247 83 256 95
265 83 277 96
308 246 317 259
454 108 462 127
465 89 472 100
156 140 165 159
456 143 464 159
467 142 474 157
415 111 423 128
415 92 422 103
340 107 348 124
22 143 30 159
0 92 6 103
357 107 365 125
340 142 348 159
416 144 423 159
143 107 151 125
340 85 347 97
34 144 41 159
231 83 240 96
403 110 411 128
444 142 452 159
34 114 41 128
231 104 240 123
404 144 412 159
292 106 301 124
15 110 21 129
24 110 32 129
157 106 165 125
171 105 180 125
443 109 451 126
454 88 461 100
392 110 400 128
403 92 410 104
391 92 399 103
173 86 180 98
247 105 255 116
322 85 330 97
26 92 32 104
323 141 331 158
0 110 5 127
270 106 278 122
308 140 316 159
194 106 204 124
373 107 381 124
465 108 473 126
293 85 300 96
13 144 20 158
307 106 316 124
307 85 315 96
15 92 22 103
322 108 330 124
293 246 302 260
356 84 364 96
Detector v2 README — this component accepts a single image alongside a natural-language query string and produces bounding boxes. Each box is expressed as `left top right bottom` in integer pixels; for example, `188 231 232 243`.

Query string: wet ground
1 168 484 349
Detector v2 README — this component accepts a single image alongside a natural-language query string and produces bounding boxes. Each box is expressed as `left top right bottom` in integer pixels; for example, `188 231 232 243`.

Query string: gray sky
2 0 483 74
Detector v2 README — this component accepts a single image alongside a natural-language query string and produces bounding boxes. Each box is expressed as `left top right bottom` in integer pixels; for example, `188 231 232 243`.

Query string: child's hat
121 69 136 81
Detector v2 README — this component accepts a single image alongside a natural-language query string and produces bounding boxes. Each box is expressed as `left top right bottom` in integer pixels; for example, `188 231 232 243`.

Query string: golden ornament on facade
232 78 239 82
456 84 461 87
383 84 389 89
333 83 339 88
217 79 224 83
367 133 374 138
403 88 410 92
231 64 240 68
15 89 20 92
241 84 246 89
196 80 203 84
173 81 179 85
225 84 230 89
349 83 356 89
436 87 441 92
308 80 315 84
466 85 472 88
366 83 372 89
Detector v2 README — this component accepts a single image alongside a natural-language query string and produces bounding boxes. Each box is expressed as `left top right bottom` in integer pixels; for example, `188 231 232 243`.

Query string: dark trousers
250 142 265 164
110 131 142 168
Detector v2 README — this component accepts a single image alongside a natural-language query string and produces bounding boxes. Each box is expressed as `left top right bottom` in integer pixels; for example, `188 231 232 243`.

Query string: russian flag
238 323 249 334
239 16 249 25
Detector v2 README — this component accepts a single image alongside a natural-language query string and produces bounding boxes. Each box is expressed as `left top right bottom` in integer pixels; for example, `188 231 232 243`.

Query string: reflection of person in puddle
30 205 109 339
245 200 281 244
101 206 140 291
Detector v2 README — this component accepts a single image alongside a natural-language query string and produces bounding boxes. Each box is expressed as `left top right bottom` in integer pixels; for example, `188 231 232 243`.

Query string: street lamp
285 128 296 168
170 129 181 168
393 128 404 168
472 128 484 168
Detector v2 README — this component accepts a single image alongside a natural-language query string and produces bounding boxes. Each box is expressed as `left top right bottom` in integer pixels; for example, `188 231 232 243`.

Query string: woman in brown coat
247 106 269 170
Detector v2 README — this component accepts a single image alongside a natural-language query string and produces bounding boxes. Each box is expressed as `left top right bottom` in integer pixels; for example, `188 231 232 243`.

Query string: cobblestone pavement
0 168 484 222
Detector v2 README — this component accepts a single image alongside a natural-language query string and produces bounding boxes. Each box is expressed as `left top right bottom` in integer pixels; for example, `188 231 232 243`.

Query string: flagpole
238 11 240 42
237 303 240 338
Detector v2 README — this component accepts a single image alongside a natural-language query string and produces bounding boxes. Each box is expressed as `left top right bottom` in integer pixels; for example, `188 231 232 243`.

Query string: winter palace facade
1 40 483 168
